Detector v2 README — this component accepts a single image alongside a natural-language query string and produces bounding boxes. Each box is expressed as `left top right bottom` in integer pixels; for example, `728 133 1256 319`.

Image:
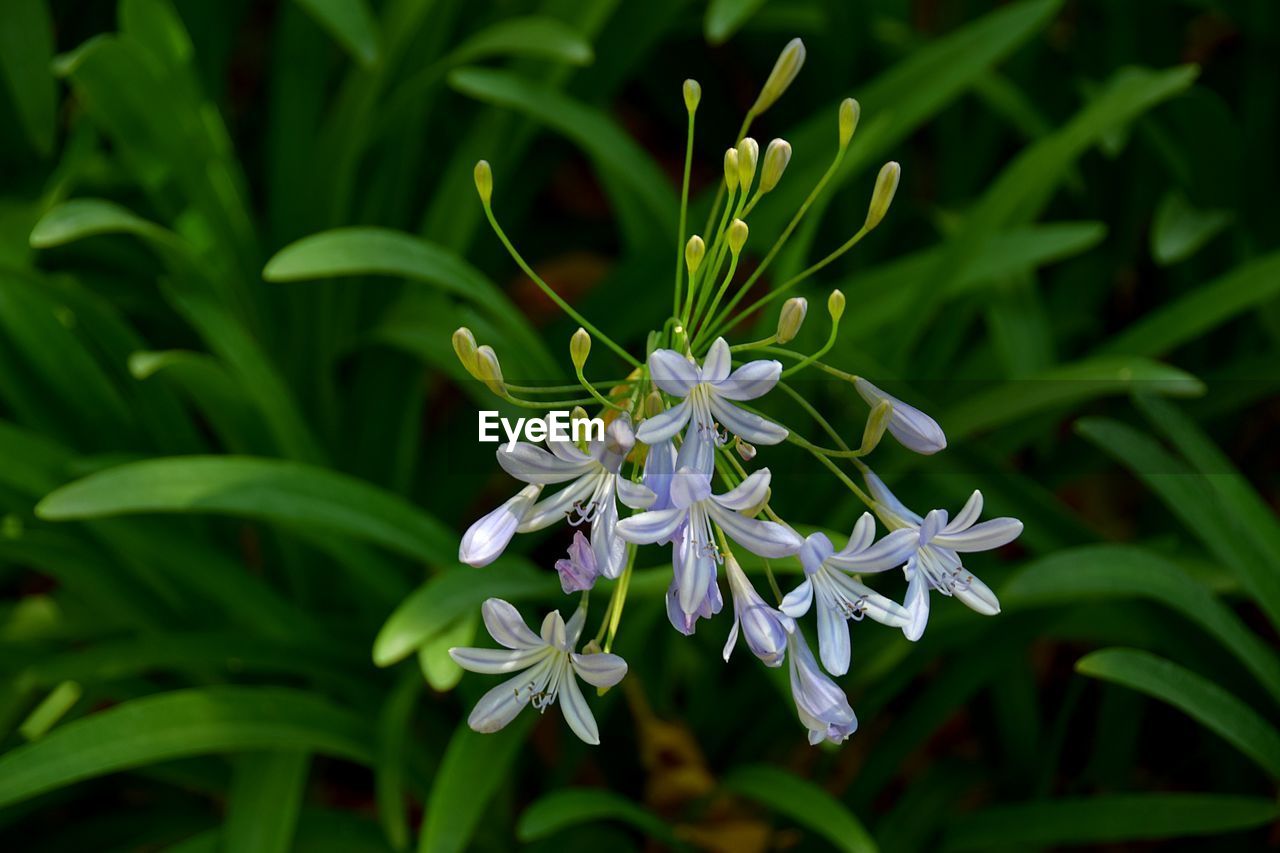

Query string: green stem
673 109 696 320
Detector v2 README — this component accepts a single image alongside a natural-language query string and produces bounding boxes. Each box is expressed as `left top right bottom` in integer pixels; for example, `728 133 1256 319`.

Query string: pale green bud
683 79 701 113
723 148 740 192
838 98 860 148
473 160 492 204
644 391 664 418
474 345 506 395
859 400 893 455
828 289 846 322
865 161 900 230
776 297 807 344
452 327 478 374
570 327 591 370
685 235 706 276
727 219 749 255
737 137 759 191
759 139 792 193
751 37 806 116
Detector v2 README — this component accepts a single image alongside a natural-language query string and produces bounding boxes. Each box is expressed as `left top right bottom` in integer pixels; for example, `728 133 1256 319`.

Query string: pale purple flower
458 484 542 567
554 531 599 593
723 553 794 667
787 629 857 745
853 377 946 455
866 470 1023 641
473 414 654 578
636 338 787 452
664 555 723 635
642 438 676 511
449 598 627 745
780 515 915 675
616 467 802 616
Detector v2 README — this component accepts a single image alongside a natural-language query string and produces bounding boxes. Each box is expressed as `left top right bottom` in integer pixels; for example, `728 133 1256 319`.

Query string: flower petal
780 577 814 617
517 475 597 532
828 528 917 573
616 506 687 545
616 477 657 509
708 396 788 445
591 492 627 580
669 466 713 509
799 532 835 575
558 664 601 745
541 611 566 648
901 565 930 642
713 468 772 511
716 359 782 401
944 490 983 534
571 652 628 687
701 337 732 384
815 591 851 676
954 572 1001 616
467 663 543 733
824 571 910 627
676 532 715 615
459 485 541 567
449 646 546 674
635 398 692 444
864 468 922 526
648 349 701 397
710 504 803 558
932 518 1023 552
496 442 593 484
854 377 946 455
642 439 676 510
481 598 542 649
845 513 875 553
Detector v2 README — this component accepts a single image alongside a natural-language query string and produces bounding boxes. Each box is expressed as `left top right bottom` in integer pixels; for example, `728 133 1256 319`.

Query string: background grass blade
722 765 879 853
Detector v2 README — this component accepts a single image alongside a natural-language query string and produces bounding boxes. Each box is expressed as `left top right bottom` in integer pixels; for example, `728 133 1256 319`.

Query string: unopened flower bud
452 327 478 374
859 400 893 455
865 161 900 231
838 98 860 148
723 148 740 192
759 139 791 193
474 345 506 395
752 37 805 116
683 79 701 113
776 297 807 344
685 235 705 276
473 160 492 204
570 405 589 423
735 438 757 461
737 138 759 190
727 219 749 254
570 327 591 370
645 391 665 418
828 289 846 322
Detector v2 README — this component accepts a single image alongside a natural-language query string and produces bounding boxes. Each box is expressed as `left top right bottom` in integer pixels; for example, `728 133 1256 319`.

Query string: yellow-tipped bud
776 296 808 344
735 438 757 461
737 137 759 190
683 79 701 113
723 148 740 192
828 289 846 322
865 161 900 230
474 345 506 395
859 400 893 455
452 327 478 374
727 219 749 254
759 138 792 193
752 37 806 116
473 160 492 204
839 98 860 148
685 235 706 276
570 327 591 370
645 390 664 418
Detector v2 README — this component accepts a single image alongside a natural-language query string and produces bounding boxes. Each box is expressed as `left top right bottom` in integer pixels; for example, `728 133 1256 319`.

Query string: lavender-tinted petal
828 528 917 573
616 506 686 544
799 532 834 575
721 613 741 662
825 571 910 627
954 571 1001 615
591 491 627 580
815 593 851 676
709 505 803 558
541 611 566 648
932 518 1023 552
635 398 692 444
780 578 814 618
564 606 587 647
559 664 601 745
669 466 713 509
517 476 597 532
571 652 627 687
675 534 714 615
854 377 946 455
863 468 922 526
713 468 772 511
449 646 546 674
674 424 716 476
616 477 657 509
845 513 876 553
459 485 541 567
481 597 542 649
918 508 948 543
648 349 701 397
708 395 788 445
467 665 541 733
901 566 930 642
496 442 593 484
716 359 782 401
642 439 675 510
700 337 732 384
944 490 983 533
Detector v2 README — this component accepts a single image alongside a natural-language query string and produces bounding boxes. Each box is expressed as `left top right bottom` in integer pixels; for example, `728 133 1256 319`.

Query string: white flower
616 467 802 616
458 485 541 567
853 377 946 455
449 598 627 745
866 470 1023 641
723 553 794 667
780 514 915 675
465 415 655 577
636 337 787 449
787 630 857 745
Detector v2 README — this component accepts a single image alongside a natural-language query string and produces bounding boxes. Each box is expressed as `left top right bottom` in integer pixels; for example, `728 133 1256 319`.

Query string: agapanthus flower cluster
446 38 1023 746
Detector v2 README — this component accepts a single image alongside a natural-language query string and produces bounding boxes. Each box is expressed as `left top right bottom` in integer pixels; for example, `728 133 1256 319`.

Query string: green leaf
18 681 82 741
1003 545 1280 704
1101 250 1280 356
373 564 558 667
448 16 593 66
36 455 453 566
418 614 475 692
263 227 554 378
517 789 679 845
0 0 56 155
1076 648 1280 779
448 67 677 240
704 0 768 44
223 751 311 853
29 199 184 251
376 674 421 853
722 765 878 853
0 687 373 809
292 0 380 66
418 715 535 853
1150 190 1232 265
943 356 1203 439
944 794 1280 851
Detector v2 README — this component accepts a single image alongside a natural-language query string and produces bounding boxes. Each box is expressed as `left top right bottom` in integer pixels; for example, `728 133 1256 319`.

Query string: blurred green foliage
0 0 1278 850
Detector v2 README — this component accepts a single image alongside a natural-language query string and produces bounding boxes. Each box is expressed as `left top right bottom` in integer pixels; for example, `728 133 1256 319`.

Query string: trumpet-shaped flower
617 467 802 615
636 338 787 453
458 484 542 567
787 629 857 745
665 556 723 636
449 598 627 745
853 377 946 455
554 531 599 593
467 415 654 577
723 553 794 667
866 470 1023 641
780 515 915 675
